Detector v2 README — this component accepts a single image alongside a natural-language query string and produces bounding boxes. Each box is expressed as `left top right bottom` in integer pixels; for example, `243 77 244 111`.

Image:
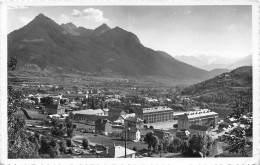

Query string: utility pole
124 120 130 158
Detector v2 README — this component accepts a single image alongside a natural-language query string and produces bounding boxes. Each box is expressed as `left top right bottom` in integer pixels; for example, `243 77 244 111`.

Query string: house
122 127 141 141
105 98 121 103
71 109 105 116
113 113 136 126
103 108 109 116
99 145 136 158
189 124 210 135
176 130 190 140
45 104 65 115
108 108 127 119
153 129 171 140
95 119 112 135
121 115 143 141
62 94 88 101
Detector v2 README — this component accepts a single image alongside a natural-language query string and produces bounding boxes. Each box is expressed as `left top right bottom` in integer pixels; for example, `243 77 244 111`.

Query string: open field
73 131 148 151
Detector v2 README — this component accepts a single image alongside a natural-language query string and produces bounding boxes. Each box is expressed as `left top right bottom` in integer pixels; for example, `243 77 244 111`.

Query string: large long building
143 106 174 123
178 109 218 130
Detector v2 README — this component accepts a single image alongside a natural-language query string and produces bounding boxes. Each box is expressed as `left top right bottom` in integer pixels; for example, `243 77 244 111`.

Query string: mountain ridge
8 13 228 81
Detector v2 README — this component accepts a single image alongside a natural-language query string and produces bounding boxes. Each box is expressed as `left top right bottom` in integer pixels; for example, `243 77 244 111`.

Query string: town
11 80 252 158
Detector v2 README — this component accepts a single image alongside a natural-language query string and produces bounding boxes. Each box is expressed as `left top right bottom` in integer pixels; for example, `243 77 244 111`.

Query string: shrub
82 138 90 149
133 146 137 151
49 146 60 158
67 128 75 138
66 138 73 147
149 126 154 129
168 137 182 153
39 137 50 154
109 131 121 137
59 141 67 153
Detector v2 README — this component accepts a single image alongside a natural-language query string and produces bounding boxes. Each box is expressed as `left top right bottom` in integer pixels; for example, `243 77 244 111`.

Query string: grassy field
73 131 148 151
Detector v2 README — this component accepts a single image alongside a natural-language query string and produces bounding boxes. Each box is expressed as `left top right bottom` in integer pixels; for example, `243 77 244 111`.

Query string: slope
180 66 252 104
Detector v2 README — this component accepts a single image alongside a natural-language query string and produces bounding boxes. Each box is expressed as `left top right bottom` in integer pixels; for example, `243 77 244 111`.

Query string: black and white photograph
0 0 259 164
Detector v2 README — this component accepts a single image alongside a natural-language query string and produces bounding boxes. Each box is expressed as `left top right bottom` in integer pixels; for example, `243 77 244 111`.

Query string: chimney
113 142 116 147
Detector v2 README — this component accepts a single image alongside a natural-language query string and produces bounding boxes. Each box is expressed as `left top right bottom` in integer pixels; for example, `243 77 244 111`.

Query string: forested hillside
180 66 252 104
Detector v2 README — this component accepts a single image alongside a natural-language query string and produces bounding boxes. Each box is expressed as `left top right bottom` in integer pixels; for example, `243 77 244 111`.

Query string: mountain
208 68 230 77
175 54 252 71
228 55 252 69
8 13 213 81
180 66 252 104
61 22 79 36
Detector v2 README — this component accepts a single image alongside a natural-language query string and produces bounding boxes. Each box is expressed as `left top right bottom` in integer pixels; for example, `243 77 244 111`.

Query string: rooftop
190 124 210 131
143 106 173 114
99 145 135 158
71 109 104 115
184 109 218 119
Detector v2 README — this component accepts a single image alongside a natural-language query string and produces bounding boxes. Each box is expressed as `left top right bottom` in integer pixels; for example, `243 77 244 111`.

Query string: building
45 104 65 115
153 129 171 140
142 106 174 123
62 94 88 101
114 113 136 126
71 109 105 116
189 124 210 135
121 115 143 141
178 109 218 130
95 119 112 135
99 145 136 158
108 108 127 119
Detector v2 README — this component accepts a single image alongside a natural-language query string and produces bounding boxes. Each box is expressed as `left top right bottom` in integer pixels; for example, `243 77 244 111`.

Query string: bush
168 137 182 153
49 146 60 158
82 138 90 149
149 126 154 129
50 139 57 147
59 141 67 153
39 137 50 154
66 138 73 147
133 146 137 151
67 128 75 138
109 131 121 137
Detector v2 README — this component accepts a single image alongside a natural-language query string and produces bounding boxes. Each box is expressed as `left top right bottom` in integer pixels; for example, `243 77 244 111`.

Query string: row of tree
144 132 213 157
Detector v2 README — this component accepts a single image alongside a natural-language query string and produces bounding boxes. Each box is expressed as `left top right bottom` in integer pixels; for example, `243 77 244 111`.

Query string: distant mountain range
175 54 252 71
8 13 241 81
180 66 252 104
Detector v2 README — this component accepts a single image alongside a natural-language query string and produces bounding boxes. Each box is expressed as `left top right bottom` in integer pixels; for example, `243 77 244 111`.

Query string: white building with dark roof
178 109 218 130
142 106 174 123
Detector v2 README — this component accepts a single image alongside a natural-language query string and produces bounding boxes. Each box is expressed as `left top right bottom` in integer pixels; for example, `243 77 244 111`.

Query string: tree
8 57 39 158
144 132 159 151
181 133 213 157
39 137 50 154
66 138 73 147
49 146 59 158
225 99 252 156
82 138 90 149
67 128 75 138
59 140 67 153
168 137 182 153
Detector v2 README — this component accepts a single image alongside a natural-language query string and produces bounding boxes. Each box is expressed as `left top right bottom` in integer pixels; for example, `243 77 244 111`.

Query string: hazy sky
8 6 252 58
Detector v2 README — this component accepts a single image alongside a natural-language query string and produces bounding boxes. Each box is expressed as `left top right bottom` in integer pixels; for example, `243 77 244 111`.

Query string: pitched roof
185 109 218 119
99 146 135 158
71 109 104 115
143 106 173 114
189 124 210 131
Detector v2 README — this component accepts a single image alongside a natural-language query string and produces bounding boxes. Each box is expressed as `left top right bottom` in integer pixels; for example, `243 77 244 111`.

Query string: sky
7 5 252 59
